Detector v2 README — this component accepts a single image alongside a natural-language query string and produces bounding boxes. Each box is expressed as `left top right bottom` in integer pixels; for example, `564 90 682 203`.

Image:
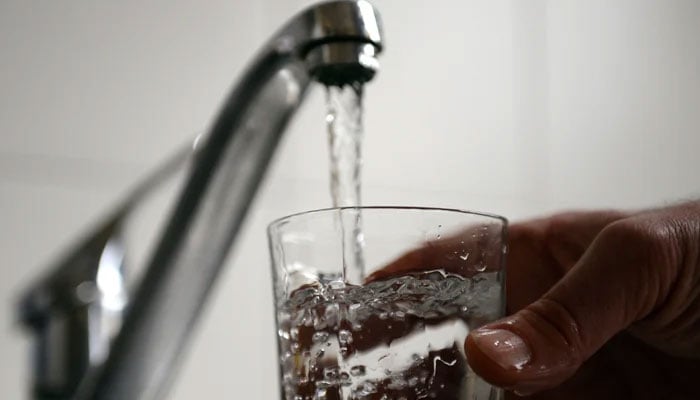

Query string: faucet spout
22 1 383 399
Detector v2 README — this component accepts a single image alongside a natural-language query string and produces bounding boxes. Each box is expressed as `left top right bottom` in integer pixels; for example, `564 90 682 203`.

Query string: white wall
1 1 698 398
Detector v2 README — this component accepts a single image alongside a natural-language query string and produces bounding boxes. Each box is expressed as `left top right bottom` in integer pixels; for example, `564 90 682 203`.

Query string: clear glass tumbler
268 207 507 400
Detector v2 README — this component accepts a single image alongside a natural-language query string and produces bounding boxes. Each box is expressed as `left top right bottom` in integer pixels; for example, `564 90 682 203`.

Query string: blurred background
1 0 698 398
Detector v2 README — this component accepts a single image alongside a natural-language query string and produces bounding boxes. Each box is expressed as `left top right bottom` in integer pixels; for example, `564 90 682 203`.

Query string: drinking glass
268 207 507 400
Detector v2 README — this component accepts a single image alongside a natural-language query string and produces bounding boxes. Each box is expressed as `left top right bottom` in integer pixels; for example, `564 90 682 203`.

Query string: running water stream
325 83 366 285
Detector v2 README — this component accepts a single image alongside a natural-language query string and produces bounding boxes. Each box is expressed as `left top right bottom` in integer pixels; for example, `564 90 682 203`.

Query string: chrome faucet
16 1 383 399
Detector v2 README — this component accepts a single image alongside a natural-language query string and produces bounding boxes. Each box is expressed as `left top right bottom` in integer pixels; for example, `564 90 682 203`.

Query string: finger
365 220 505 282
364 241 447 283
539 210 630 270
367 210 626 300
506 210 628 313
465 214 680 395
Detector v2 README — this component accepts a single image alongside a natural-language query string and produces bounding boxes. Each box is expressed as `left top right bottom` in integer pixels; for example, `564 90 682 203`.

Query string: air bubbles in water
278 271 503 399
329 280 346 290
323 366 339 380
313 331 330 343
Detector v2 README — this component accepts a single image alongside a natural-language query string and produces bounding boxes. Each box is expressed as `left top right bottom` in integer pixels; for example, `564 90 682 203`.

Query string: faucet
16 1 383 399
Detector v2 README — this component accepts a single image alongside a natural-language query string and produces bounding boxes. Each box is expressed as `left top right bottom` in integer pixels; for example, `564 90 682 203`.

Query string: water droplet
329 280 345 290
338 371 352 386
459 251 469 261
338 329 353 345
359 382 377 395
475 263 487 272
323 366 339 380
350 365 366 376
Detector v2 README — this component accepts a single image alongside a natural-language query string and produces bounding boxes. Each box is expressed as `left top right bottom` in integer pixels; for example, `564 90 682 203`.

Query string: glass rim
267 205 508 232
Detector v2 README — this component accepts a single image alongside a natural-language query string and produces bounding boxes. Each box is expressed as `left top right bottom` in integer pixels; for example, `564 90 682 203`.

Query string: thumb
465 217 677 395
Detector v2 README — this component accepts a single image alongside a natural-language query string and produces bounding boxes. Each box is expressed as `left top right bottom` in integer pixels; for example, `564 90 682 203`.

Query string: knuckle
601 217 677 264
600 216 683 318
545 213 574 238
544 212 586 248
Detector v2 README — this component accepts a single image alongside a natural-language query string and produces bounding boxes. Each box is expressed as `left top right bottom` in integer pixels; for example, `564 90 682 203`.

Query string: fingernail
470 328 531 371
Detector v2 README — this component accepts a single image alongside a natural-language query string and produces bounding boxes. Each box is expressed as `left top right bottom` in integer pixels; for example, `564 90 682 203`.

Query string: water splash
277 271 502 400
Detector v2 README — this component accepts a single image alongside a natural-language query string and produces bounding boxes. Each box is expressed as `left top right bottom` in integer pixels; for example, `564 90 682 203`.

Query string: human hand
375 201 700 399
